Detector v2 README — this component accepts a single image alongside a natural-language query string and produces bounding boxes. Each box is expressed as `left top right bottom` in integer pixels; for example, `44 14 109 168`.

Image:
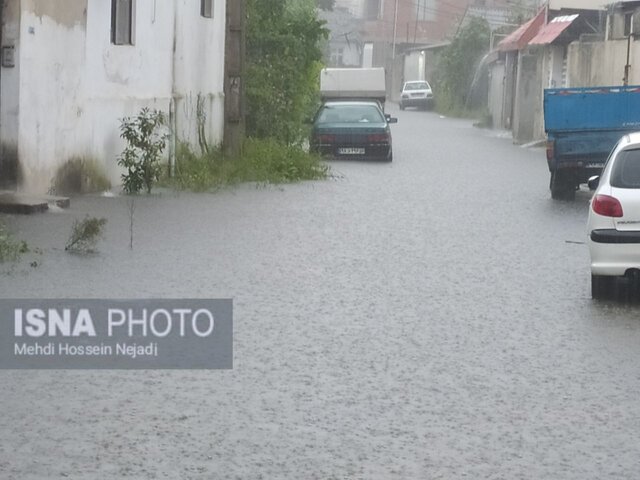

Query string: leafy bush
166 138 329 191
51 156 111 195
65 216 107 254
243 137 330 183
0 221 28 262
118 108 169 194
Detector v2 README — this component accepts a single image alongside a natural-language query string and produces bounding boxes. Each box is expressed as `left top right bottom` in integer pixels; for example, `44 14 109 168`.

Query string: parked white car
399 81 434 111
587 132 640 298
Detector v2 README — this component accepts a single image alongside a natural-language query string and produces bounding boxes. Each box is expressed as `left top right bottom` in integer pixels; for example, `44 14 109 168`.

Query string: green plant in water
165 138 330 192
65 216 107 254
0 222 28 262
118 108 169 194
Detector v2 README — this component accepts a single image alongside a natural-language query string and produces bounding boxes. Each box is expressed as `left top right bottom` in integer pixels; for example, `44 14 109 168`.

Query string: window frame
111 0 135 46
201 0 214 19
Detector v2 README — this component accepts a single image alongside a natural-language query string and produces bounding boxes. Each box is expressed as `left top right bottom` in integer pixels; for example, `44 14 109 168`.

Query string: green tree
117 108 169 194
434 17 491 114
246 0 328 145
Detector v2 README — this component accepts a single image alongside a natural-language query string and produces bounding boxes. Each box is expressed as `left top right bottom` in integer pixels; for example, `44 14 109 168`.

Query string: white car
399 81 434 110
587 132 640 298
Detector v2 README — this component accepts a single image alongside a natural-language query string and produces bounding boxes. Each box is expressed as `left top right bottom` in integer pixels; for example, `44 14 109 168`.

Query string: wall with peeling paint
4 0 225 193
0 0 21 186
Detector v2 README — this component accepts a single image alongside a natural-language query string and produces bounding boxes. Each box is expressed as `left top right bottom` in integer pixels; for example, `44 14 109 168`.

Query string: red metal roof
529 14 579 45
497 9 546 52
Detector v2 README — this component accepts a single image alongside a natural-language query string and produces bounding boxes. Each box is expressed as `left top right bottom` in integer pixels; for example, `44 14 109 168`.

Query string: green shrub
118 108 169 194
433 16 491 117
52 156 111 195
0 222 28 262
242 137 330 183
65 216 107 254
166 138 329 192
247 0 328 145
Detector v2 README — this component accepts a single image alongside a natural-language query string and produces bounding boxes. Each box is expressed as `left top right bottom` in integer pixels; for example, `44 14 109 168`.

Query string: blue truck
544 85 640 199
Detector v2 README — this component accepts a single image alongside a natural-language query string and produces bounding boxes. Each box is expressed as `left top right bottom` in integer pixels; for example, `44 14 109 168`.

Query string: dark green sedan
310 101 397 162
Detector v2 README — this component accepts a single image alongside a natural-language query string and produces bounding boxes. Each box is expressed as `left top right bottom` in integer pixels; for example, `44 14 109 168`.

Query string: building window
111 0 134 45
330 47 344 66
418 0 436 22
364 0 380 20
624 12 633 37
201 0 214 18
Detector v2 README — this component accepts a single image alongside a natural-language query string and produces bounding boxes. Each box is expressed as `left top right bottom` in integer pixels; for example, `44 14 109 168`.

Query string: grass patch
52 156 111 195
166 138 330 192
0 221 28 262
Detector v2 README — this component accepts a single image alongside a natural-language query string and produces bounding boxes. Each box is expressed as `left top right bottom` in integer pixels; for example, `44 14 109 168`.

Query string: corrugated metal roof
497 9 546 52
529 14 579 45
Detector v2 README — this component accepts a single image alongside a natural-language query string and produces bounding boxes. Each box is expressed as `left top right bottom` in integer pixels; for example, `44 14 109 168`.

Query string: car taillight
315 134 335 144
546 140 555 161
592 194 624 217
368 133 389 143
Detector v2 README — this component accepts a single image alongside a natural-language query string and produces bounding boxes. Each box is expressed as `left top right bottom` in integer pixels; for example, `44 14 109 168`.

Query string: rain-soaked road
2 106 640 479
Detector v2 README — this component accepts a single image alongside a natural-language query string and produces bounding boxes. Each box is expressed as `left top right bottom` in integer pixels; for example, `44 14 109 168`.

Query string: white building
0 0 226 194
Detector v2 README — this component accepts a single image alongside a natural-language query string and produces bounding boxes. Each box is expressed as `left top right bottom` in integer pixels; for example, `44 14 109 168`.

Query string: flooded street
2 108 640 479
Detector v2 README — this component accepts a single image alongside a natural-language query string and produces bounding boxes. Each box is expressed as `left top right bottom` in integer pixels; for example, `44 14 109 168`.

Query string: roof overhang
497 8 546 51
529 14 579 46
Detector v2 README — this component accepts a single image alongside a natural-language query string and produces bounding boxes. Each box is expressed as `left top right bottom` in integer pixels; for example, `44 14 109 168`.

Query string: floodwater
2 107 640 479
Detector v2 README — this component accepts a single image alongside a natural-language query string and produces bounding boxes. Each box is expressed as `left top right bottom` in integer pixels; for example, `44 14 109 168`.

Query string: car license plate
585 163 602 169
338 147 365 155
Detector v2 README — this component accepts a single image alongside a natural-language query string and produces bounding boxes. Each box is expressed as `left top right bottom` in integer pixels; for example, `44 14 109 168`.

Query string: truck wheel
550 171 576 200
592 274 614 299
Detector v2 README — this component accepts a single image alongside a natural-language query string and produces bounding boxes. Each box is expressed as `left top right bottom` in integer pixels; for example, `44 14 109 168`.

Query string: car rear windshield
317 105 385 124
611 148 640 188
404 82 430 90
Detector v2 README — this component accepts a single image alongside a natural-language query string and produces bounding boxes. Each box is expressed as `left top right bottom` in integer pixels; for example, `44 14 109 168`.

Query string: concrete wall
172 0 226 155
567 39 639 87
6 0 225 193
488 60 505 129
0 0 21 186
403 50 424 83
549 0 605 9
512 53 543 144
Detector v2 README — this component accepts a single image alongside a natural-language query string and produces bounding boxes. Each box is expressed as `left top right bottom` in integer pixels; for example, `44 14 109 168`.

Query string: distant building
319 6 364 67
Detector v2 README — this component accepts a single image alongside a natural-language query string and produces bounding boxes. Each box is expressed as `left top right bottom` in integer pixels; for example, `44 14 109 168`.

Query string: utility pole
223 0 246 157
392 0 399 59
624 34 631 85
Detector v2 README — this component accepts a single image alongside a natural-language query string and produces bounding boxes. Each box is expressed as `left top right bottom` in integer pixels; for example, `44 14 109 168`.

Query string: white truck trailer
319 67 387 110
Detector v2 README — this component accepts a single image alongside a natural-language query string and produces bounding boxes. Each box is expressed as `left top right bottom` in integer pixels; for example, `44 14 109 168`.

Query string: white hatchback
588 132 640 298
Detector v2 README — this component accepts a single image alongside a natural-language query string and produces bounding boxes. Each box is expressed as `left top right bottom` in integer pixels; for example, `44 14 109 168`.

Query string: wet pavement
2 106 640 479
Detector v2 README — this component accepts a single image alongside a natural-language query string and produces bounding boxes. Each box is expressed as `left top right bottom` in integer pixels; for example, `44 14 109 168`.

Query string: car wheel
592 274 614 299
550 171 576 200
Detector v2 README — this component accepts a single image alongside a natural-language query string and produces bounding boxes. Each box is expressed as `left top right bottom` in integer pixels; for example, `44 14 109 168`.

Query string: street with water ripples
2 106 640 479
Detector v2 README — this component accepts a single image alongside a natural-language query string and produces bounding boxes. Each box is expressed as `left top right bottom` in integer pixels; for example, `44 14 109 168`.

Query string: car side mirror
588 175 600 190
387 117 398 124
